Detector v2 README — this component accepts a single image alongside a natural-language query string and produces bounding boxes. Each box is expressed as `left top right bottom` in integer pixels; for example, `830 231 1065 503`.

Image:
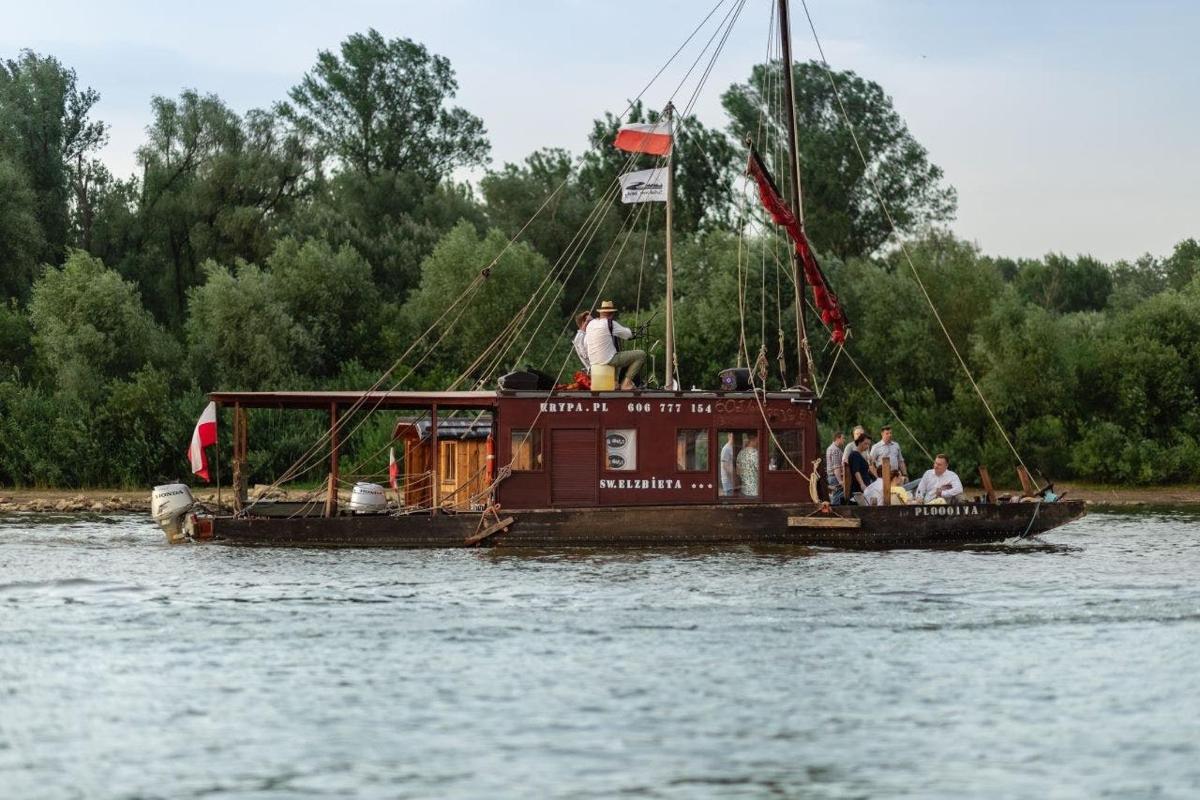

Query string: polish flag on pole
613 121 672 156
388 447 399 490
187 401 218 482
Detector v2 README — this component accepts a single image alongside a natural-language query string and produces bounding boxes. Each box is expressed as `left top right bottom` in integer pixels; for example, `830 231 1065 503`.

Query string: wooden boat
160 0 1087 549
172 387 1085 549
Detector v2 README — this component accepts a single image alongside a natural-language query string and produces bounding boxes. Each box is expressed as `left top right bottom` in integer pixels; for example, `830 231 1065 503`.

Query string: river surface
2 509 1199 799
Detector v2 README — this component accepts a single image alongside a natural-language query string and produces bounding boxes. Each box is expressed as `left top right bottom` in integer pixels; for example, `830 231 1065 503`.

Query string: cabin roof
395 416 493 442
208 390 499 410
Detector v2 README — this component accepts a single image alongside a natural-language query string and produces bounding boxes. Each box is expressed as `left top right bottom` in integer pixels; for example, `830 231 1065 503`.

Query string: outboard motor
151 483 195 544
349 482 388 514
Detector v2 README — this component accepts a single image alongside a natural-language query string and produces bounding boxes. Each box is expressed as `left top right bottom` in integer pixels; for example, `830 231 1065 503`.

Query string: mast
663 102 677 390
777 0 811 390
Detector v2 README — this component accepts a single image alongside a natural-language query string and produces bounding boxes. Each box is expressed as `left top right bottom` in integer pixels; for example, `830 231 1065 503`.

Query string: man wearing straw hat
584 300 645 391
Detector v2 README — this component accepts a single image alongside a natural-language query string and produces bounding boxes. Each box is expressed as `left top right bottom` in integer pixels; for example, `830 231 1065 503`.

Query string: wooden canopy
208 390 498 410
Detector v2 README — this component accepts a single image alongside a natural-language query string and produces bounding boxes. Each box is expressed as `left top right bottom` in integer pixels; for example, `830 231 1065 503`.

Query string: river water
1 510 1199 799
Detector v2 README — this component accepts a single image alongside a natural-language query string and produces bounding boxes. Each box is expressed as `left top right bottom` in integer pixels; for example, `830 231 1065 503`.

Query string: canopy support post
430 405 440 513
324 402 339 518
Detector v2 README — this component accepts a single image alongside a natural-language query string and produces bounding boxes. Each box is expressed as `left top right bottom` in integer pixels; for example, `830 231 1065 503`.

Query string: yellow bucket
590 364 616 391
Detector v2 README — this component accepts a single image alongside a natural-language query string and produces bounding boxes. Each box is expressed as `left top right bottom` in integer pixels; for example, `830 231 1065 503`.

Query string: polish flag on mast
613 120 672 156
388 447 399 491
187 401 218 482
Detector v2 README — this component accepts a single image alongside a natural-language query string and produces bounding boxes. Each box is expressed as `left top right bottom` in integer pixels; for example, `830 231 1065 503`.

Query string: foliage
0 157 44 299
400 222 558 377
0 50 107 264
723 60 956 259
268 237 381 376
28 251 176 396
185 261 309 391
282 28 488 180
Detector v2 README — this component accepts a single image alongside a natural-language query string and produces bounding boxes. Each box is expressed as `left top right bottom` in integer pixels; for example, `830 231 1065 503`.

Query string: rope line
798 0 1030 476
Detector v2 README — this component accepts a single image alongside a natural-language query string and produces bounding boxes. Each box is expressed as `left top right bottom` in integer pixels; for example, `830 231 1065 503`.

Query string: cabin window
439 441 457 482
768 429 804 472
675 429 710 471
717 430 761 498
511 429 543 471
605 429 637 471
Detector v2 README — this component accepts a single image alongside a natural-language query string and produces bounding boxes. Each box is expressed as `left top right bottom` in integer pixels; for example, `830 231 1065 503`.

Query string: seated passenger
585 300 645 391
572 311 591 371
915 454 964 503
863 469 909 506
736 433 760 498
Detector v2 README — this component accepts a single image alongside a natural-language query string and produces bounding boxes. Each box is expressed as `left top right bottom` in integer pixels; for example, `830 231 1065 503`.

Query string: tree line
1 31 1197 488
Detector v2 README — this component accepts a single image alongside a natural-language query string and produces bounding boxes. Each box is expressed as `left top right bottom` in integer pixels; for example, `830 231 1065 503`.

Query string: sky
3 0 1197 262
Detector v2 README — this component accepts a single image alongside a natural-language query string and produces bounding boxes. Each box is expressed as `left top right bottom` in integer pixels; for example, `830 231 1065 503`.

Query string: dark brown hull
201 500 1087 550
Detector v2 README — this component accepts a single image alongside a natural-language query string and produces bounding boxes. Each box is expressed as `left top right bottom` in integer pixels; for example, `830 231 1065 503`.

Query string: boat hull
199 500 1087 550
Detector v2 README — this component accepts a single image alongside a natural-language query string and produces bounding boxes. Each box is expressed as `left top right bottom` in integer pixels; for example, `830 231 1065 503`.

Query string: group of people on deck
825 425 964 506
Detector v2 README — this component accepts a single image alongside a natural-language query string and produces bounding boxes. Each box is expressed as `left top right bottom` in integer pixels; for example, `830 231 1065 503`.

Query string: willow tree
723 60 956 259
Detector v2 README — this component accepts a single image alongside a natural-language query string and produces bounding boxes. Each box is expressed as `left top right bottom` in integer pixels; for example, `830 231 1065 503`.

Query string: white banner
619 168 668 204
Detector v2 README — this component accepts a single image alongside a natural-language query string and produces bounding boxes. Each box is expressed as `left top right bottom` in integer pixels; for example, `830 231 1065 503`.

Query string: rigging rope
798 0 1030 477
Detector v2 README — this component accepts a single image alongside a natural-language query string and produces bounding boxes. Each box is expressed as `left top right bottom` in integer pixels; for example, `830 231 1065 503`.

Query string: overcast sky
4 0 1197 262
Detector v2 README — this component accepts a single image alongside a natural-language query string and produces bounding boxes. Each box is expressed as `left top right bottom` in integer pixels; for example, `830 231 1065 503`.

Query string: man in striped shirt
825 431 846 504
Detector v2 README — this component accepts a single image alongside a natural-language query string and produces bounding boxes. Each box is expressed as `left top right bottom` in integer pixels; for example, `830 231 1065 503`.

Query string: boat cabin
495 390 817 509
206 388 819 515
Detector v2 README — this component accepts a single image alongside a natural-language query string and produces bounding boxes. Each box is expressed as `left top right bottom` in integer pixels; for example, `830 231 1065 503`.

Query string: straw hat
597 300 618 313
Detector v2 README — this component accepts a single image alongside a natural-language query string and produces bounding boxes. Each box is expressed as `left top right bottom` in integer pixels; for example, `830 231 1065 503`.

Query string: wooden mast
663 102 677 390
777 0 811 390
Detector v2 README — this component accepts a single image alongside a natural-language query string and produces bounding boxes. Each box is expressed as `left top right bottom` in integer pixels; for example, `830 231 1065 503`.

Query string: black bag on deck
499 367 557 391
718 367 751 391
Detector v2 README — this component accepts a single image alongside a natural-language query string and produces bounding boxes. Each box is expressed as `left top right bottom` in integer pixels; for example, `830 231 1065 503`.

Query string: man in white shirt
572 311 591 371
584 300 645 390
719 433 736 496
869 425 906 476
915 454 964 503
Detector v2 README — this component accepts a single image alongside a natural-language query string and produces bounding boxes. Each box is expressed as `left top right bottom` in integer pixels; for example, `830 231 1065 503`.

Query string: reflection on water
2 510 1200 798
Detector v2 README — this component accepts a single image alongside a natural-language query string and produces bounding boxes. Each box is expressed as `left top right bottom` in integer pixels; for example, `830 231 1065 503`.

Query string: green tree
401 222 557 377
0 157 43 298
185 261 309 391
268 237 382 376
287 169 485 300
722 61 956 259
0 50 107 261
282 28 488 180
28 250 176 396
107 91 313 320
1012 253 1112 313
0 299 33 380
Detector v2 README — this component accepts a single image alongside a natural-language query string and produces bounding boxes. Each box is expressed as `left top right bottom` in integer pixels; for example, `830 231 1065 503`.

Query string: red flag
388 447 399 490
613 121 672 156
187 401 218 482
746 147 849 346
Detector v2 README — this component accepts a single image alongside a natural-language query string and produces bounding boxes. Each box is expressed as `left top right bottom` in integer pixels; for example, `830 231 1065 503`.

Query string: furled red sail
746 146 848 345
613 121 672 156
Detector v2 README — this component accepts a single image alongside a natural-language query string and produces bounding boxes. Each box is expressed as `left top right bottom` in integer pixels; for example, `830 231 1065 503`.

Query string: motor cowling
349 482 388 514
151 483 195 543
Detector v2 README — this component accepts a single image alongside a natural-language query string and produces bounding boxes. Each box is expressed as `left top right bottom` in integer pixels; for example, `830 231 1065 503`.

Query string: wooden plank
464 516 515 546
978 465 997 504
788 515 861 528
1016 465 1034 496
881 459 891 506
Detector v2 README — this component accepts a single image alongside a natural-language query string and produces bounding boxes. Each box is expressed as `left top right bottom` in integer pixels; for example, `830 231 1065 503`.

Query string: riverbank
2 482 1199 515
